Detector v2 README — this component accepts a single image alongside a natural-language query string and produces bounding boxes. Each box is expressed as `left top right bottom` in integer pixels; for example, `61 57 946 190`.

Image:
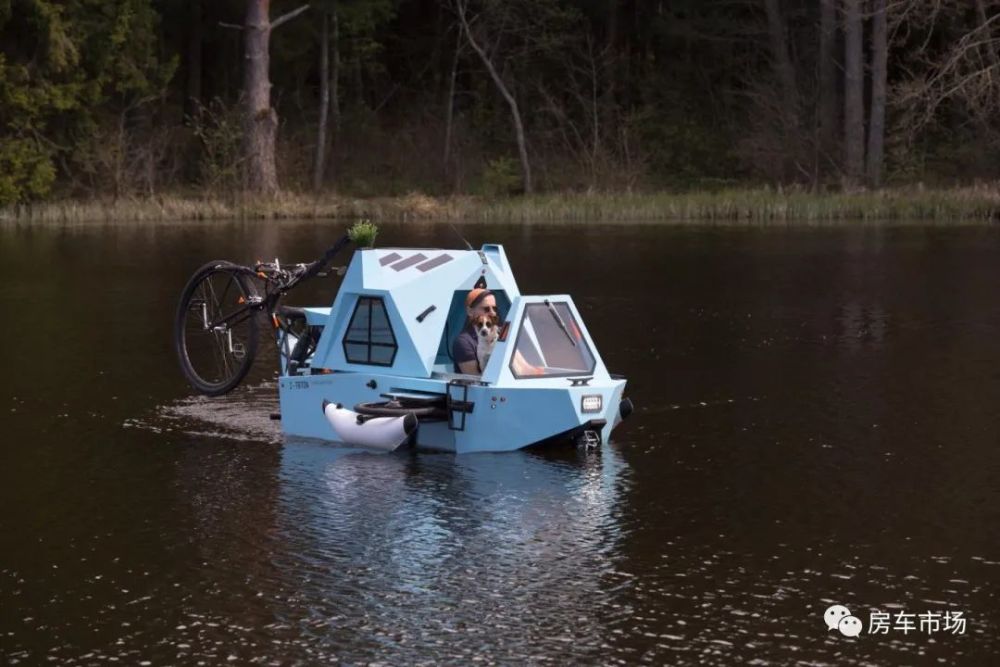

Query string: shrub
480 156 521 195
0 138 56 205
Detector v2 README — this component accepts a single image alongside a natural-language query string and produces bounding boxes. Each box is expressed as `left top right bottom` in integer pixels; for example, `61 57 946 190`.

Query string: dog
472 313 499 371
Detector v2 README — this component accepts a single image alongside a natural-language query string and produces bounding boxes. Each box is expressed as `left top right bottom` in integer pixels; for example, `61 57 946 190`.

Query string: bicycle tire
174 260 261 396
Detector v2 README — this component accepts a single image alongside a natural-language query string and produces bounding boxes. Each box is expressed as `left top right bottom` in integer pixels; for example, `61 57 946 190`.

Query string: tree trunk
443 27 460 178
313 10 330 191
975 0 1000 110
866 0 887 187
977 0 1000 60
185 0 203 120
353 50 365 108
818 0 837 161
331 4 341 139
243 0 279 195
455 0 532 194
764 0 798 142
604 0 618 98
843 0 864 186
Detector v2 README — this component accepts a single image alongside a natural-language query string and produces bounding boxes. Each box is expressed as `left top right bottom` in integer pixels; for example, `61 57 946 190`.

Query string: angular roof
311 244 521 376
354 245 519 293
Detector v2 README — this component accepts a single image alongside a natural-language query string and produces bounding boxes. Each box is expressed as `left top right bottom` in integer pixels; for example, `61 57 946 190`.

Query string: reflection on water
261 443 632 663
140 382 282 443
838 301 889 347
3 222 1000 664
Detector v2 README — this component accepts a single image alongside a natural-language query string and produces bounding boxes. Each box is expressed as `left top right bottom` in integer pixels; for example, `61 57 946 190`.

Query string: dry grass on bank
0 192 457 225
3 186 1000 225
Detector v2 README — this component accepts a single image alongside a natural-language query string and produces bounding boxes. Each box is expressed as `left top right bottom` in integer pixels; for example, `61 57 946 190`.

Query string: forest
2 0 1000 210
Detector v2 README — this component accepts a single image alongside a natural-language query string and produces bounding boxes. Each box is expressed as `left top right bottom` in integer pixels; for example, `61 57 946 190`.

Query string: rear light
581 395 603 413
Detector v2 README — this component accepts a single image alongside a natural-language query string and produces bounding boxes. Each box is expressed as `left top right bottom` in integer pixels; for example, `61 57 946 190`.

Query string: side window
510 302 595 378
343 296 397 366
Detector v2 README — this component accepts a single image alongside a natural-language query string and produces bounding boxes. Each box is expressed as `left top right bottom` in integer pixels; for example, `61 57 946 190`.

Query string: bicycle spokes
175 265 260 394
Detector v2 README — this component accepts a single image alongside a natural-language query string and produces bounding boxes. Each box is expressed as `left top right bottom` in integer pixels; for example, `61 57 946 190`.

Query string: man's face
470 295 497 319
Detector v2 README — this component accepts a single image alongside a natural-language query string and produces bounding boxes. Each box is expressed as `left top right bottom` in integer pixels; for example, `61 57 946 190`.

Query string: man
452 288 497 374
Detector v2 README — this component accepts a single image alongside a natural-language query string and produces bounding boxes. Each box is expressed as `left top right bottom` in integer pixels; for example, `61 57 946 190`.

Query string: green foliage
641 109 740 186
0 137 56 205
0 0 175 201
338 0 396 38
192 99 244 190
282 0 397 95
480 157 521 196
348 219 378 247
4 0 1000 204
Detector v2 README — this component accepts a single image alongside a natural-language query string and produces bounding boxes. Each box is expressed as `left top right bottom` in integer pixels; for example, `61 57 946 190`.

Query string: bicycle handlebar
291 232 353 287
254 232 353 294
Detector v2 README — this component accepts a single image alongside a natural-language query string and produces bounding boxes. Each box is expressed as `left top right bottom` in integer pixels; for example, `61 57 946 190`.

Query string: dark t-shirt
452 324 479 373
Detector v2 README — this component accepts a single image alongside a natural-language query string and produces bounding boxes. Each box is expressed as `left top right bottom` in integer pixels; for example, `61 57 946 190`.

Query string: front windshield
510 302 596 378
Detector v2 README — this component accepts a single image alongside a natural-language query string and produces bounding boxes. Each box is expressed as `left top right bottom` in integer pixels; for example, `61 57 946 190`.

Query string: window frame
509 301 596 379
342 296 398 367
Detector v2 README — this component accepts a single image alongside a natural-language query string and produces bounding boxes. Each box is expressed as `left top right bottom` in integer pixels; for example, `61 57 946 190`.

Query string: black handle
288 233 353 288
416 305 437 322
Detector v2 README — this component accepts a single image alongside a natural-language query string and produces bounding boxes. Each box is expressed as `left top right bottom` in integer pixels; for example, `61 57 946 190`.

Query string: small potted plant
348 220 378 249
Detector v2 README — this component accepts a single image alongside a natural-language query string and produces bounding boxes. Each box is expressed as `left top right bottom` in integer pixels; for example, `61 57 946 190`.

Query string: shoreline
2 187 1000 225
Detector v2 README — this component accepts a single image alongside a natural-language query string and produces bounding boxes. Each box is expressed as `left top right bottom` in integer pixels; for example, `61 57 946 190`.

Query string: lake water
2 221 999 664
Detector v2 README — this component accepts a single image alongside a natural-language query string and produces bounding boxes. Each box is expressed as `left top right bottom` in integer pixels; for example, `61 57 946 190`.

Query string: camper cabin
277 244 631 453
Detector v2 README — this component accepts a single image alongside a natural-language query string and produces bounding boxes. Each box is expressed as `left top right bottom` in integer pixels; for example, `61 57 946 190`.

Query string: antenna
448 222 474 251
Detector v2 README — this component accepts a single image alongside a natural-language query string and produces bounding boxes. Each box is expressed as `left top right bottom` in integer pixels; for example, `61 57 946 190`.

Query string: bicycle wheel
174 261 260 396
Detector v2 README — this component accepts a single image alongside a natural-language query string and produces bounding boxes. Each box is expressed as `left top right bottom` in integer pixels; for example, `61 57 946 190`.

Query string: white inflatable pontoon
321 400 418 451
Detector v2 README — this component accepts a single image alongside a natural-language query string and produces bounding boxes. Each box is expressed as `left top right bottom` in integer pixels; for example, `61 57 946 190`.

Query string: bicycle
173 233 353 396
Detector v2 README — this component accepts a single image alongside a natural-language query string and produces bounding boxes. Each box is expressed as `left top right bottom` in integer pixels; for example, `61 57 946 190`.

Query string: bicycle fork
194 299 248 360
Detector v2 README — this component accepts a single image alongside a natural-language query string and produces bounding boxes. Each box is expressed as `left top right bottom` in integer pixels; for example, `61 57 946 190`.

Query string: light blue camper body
277 244 629 453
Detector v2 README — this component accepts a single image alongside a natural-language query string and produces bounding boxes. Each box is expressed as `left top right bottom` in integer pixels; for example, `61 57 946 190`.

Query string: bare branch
271 5 310 31
219 22 244 30
453 0 532 192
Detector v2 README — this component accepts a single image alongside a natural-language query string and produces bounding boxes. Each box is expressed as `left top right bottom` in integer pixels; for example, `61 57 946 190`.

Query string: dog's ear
489 313 499 326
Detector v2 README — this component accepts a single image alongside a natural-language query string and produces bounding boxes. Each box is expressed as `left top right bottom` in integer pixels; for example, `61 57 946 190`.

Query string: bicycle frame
201 293 263 332
249 233 353 375
176 232 356 397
